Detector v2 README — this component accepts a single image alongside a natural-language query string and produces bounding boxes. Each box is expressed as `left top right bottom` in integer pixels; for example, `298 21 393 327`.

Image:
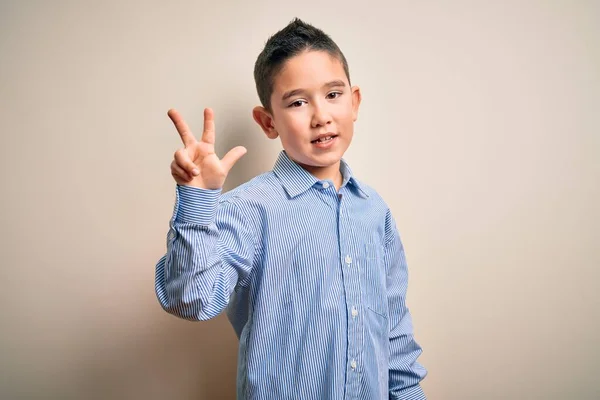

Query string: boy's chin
297 154 344 169
296 147 347 162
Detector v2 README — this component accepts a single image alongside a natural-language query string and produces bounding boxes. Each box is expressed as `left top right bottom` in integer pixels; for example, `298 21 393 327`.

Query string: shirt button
322 182 330 189
351 307 358 318
345 255 352 264
350 359 357 369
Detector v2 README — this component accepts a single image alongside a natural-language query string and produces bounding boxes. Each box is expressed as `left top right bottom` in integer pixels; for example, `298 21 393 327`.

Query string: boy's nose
311 103 332 128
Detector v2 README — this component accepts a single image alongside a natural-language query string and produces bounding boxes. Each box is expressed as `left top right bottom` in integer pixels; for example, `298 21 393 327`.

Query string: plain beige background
1 0 598 399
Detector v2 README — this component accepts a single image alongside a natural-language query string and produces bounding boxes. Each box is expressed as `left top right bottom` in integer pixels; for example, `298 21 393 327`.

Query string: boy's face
253 50 361 179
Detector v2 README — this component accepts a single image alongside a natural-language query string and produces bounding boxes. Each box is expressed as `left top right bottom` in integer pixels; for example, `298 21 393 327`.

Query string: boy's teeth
316 136 332 143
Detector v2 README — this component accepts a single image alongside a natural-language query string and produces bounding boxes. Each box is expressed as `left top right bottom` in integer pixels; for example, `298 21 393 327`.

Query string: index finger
167 108 196 147
201 108 215 145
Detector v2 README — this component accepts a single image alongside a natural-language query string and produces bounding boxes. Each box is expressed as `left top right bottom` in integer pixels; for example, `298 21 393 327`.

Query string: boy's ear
351 85 362 122
252 106 278 139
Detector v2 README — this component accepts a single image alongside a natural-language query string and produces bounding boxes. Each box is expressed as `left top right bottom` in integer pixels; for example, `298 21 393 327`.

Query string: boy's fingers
168 108 197 147
171 160 192 181
221 146 247 173
174 149 199 176
201 108 216 145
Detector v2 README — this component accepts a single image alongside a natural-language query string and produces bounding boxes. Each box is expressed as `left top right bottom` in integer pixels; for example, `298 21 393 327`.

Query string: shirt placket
337 191 363 399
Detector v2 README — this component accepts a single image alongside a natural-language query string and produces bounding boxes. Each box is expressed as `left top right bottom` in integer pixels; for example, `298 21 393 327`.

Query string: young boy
155 18 427 400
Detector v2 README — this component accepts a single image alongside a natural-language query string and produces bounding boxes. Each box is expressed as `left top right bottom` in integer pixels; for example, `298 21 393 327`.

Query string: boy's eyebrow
281 80 347 101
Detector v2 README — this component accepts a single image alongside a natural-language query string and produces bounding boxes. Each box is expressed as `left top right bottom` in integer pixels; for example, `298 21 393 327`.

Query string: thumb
221 146 247 174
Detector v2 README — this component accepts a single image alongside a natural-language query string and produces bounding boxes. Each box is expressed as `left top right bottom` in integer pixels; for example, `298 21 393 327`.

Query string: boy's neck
300 161 343 191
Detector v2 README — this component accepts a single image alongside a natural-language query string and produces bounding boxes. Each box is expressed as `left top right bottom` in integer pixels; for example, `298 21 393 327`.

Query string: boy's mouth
311 134 338 144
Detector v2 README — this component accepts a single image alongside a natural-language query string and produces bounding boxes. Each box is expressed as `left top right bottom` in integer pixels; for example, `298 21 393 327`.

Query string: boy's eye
289 100 306 108
327 91 342 99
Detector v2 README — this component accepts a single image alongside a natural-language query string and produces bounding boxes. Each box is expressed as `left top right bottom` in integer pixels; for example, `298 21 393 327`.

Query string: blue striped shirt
155 150 427 399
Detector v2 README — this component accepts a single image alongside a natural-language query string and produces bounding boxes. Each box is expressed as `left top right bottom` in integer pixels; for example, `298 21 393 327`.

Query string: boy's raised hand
168 108 247 189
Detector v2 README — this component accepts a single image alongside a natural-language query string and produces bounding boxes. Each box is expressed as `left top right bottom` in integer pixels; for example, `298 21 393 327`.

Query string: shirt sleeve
155 184 255 321
384 209 428 399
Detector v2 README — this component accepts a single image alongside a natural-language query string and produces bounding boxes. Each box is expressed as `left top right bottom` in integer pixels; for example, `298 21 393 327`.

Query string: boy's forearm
387 285 428 399
387 279 427 397
389 383 426 400
388 316 427 399
155 185 254 321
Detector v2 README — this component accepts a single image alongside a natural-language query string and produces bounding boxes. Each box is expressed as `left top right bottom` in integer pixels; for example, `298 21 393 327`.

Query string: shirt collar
272 150 369 199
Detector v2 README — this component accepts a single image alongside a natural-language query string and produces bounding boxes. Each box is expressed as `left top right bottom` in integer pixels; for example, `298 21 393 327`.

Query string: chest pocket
361 242 388 318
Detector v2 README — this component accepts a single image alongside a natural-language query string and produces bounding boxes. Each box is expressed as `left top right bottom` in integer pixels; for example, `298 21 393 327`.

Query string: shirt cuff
173 184 222 225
